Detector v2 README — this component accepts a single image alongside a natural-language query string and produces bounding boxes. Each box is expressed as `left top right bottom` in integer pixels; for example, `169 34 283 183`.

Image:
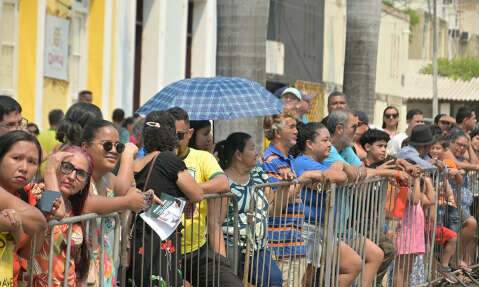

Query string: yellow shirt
181 148 224 254
37 129 60 156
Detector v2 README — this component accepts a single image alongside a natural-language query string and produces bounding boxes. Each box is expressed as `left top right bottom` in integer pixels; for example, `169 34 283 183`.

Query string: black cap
409 125 434 146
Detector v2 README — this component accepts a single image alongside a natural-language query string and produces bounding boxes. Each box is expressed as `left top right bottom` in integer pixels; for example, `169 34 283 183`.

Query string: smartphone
38 190 61 213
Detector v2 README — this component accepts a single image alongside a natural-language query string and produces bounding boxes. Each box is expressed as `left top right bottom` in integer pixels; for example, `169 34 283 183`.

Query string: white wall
140 0 188 104
191 0 216 77
375 9 409 97
322 0 346 85
114 0 136 114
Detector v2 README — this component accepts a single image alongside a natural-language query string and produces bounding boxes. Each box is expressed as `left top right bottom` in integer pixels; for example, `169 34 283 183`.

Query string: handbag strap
143 152 160 192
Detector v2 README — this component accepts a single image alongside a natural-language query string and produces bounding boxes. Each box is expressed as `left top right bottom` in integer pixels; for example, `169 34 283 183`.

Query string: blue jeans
239 248 283 287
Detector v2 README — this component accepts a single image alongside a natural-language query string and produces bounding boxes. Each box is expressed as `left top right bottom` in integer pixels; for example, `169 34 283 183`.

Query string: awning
402 74 479 101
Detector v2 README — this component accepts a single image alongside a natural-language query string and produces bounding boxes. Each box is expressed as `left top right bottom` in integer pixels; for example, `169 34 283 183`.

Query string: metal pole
432 0 439 117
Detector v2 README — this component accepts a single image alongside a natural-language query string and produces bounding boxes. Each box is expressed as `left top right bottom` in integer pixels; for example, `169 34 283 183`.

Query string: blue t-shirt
292 155 328 224
323 146 361 168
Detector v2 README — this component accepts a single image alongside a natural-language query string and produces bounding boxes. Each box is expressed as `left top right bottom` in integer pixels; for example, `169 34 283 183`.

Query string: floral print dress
32 213 84 287
90 178 117 286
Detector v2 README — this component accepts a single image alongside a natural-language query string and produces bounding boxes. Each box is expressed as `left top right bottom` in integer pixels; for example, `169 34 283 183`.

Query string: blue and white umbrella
136 77 283 120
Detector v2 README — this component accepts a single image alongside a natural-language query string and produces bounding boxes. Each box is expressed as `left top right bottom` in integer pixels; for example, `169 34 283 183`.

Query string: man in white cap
280 87 311 123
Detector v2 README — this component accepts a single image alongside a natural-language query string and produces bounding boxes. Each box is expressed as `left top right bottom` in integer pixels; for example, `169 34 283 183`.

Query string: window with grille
0 0 18 96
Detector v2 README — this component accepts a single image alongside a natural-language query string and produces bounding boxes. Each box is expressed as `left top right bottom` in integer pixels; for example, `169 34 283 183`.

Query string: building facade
0 0 216 129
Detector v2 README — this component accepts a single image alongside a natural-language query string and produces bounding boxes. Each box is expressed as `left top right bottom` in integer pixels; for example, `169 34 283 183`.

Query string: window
67 7 87 104
0 0 18 96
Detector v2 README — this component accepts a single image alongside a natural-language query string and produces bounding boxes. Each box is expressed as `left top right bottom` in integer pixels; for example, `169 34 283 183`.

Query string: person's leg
460 216 477 266
338 242 361 287
251 249 283 287
301 223 321 287
361 238 384 287
439 230 457 268
375 234 395 287
393 254 415 287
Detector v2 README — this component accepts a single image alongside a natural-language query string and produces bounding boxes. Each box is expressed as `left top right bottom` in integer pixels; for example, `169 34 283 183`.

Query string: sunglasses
94 141 125 153
439 120 452 126
384 113 399 119
60 161 89 182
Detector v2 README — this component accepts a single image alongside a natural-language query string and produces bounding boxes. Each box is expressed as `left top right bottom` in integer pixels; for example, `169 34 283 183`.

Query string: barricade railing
241 177 389 287
119 192 239 287
21 212 121 287
14 170 479 287
387 169 440 287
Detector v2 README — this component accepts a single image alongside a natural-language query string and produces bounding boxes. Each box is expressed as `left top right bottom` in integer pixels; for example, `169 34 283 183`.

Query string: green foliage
420 58 479 81
383 0 394 7
407 9 420 30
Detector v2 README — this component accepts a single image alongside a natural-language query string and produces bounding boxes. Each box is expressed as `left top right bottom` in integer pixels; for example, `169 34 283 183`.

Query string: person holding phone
25 144 148 287
0 131 48 285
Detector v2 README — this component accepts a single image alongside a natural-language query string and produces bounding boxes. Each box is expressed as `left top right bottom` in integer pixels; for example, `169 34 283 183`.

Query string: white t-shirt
387 132 408 156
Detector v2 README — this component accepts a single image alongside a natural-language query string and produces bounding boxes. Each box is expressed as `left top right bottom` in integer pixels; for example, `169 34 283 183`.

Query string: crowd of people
0 86 479 287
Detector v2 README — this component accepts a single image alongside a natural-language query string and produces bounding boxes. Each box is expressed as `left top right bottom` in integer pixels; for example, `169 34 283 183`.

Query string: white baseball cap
280 87 302 101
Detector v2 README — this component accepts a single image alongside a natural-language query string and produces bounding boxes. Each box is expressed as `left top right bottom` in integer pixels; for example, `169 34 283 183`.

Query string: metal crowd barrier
240 177 389 287
119 192 239 287
21 212 121 287
15 170 479 287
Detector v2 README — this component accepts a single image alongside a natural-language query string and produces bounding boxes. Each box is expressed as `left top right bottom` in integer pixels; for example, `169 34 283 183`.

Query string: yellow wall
108 0 117 120
17 0 38 121
41 0 72 128
87 0 105 109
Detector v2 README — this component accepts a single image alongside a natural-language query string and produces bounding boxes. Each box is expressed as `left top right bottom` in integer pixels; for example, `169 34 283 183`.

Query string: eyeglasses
93 141 125 153
455 142 468 149
0 118 28 131
177 132 186 140
439 120 452 126
384 114 399 119
60 161 89 182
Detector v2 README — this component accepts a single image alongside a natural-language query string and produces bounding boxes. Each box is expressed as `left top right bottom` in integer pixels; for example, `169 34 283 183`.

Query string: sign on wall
44 15 70 80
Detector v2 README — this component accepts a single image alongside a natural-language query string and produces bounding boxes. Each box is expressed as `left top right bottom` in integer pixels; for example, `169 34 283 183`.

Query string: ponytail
215 133 252 169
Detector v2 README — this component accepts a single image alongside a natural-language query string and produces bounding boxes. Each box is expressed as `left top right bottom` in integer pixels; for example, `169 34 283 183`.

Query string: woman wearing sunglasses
80 119 146 286
0 131 49 286
382 106 400 138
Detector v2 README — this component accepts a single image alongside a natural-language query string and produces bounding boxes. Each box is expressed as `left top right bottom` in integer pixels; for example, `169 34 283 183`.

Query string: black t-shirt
135 151 187 198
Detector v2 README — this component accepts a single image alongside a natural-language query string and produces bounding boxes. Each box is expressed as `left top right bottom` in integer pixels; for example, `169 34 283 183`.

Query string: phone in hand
38 190 61 213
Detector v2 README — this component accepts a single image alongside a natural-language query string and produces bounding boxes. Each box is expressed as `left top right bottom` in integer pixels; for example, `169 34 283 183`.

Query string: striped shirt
261 144 305 257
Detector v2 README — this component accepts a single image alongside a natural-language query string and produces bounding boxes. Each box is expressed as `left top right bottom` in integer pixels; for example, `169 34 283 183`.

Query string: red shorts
435 226 457 246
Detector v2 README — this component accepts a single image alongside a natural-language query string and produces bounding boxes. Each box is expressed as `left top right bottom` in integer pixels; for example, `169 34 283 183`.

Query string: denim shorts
302 223 323 267
445 205 471 233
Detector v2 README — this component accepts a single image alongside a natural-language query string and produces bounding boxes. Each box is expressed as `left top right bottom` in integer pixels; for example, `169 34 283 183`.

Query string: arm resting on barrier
83 187 148 214
176 170 204 202
199 174 229 194
0 188 47 236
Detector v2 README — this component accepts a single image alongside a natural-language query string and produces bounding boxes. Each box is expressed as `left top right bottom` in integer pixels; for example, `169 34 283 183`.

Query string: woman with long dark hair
80 119 147 286
382 106 400 138
216 132 282 287
0 131 47 286
189 120 213 152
